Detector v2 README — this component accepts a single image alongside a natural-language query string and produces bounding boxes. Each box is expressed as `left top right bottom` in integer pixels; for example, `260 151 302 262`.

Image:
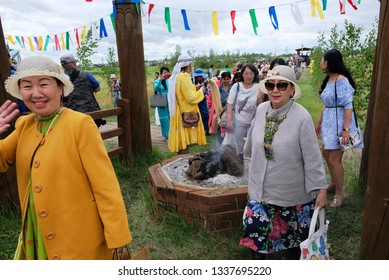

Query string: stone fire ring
148 154 248 232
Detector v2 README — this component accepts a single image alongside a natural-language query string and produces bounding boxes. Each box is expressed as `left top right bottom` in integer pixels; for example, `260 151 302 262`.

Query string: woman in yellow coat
167 54 206 154
0 56 132 260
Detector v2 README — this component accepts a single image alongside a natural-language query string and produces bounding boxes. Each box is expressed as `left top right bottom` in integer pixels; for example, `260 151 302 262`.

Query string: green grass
0 68 364 260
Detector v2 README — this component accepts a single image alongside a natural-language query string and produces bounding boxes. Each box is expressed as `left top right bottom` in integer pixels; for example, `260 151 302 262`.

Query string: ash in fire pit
186 145 244 180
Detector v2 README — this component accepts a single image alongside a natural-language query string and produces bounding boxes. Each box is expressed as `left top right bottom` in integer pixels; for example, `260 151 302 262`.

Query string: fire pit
149 154 248 232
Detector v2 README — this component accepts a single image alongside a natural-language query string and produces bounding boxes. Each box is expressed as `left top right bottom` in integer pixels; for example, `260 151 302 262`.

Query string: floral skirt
239 199 315 254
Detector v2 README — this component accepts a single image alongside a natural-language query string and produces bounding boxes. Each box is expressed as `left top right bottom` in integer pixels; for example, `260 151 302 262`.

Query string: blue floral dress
320 78 364 150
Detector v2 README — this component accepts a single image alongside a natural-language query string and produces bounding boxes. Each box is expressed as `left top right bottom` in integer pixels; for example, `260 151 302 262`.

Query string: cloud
1 0 380 63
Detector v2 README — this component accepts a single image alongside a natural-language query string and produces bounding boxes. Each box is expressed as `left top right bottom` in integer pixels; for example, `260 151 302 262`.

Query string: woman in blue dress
154 66 170 140
315 49 363 208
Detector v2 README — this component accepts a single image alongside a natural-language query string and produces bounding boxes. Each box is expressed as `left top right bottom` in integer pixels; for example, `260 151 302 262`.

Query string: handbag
217 83 239 129
182 112 200 127
334 79 362 151
112 245 149 260
338 130 362 151
300 208 330 260
150 94 167 108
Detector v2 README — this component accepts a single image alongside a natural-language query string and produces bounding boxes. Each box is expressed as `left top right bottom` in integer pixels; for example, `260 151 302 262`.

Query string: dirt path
99 122 169 152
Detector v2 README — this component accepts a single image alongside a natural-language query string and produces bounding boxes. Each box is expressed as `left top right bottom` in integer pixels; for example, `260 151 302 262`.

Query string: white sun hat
259 65 302 99
5 56 74 99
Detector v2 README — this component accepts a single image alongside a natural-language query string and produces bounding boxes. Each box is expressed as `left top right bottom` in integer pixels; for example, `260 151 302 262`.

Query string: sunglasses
264 81 290 91
262 71 268 74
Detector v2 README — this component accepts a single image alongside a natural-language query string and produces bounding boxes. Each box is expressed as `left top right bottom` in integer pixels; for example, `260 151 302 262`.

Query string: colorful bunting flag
269 6 279 30
322 0 328 10
110 13 116 32
28 37 35 52
181 9 190 30
75 29 80 48
43 35 51 51
339 0 358 14
212 12 219 35
230 11 237 34
54 34 61 51
249 9 259 35
291 3 304 25
311 0 325 19
148 4 155 23
7 35 16 45
165 7 172 33
99 18 108 38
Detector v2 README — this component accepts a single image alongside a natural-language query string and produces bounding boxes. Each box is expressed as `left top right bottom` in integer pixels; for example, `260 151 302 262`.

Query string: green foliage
76 27 100 71
310 19 378 127
99 46 120 87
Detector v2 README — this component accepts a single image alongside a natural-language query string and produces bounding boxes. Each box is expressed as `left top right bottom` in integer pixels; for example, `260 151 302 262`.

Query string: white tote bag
300 208 330 260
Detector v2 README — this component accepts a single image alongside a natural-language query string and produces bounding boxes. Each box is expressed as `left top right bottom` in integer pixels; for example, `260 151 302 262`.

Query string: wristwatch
342 128 350 132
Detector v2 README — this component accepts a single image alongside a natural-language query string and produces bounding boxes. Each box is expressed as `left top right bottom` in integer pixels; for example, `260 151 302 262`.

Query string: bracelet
342 128 350 132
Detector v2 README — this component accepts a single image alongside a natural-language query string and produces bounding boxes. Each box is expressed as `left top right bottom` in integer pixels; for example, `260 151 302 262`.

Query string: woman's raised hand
0 100 19 134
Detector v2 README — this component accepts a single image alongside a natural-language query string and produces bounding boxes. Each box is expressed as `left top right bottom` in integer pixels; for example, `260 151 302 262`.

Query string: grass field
0 69 364 260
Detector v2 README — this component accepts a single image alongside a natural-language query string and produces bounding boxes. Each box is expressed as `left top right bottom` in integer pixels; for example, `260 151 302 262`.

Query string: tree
100 46 120 86
76 27 100 71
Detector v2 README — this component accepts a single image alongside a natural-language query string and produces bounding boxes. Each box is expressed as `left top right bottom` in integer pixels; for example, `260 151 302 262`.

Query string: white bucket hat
259 65 302 99
110 74 117 79
5 56 74 100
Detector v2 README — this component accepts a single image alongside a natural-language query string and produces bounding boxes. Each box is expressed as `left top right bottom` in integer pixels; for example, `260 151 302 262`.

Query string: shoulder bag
150 94 167 108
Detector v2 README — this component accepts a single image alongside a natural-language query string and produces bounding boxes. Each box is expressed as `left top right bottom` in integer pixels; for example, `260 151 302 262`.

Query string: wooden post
0 17 19 207
360 0 389 259
114 1 152 156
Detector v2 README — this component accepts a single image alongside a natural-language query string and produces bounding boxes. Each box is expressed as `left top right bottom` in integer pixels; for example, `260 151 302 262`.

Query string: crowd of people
0 49 362 260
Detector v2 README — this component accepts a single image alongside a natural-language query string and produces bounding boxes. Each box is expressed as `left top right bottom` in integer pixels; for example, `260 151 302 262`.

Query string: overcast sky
0 0 381 64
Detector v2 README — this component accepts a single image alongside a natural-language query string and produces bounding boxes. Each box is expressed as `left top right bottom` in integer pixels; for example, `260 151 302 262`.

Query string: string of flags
6 0 362 52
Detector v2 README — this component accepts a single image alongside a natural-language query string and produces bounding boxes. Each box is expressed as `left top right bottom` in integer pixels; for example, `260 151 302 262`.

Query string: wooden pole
360 0 389 259
0 17 19 207
114 1 151 156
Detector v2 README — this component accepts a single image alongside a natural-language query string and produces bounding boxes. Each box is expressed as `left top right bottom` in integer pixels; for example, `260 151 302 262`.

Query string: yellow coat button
39 209 48 218
34 185 42 193
52 254 60 260
46 232 56 240
33 161 40 168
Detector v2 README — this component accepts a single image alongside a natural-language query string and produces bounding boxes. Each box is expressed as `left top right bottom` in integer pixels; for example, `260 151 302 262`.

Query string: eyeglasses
262 71 268 74
264 81 290 91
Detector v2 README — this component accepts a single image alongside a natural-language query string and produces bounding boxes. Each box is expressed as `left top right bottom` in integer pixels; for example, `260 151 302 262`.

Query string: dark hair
320 49 356 94
221 71 231 79
270 58 286 70
159 66 170 90
241 63 259 83
232 72 241 84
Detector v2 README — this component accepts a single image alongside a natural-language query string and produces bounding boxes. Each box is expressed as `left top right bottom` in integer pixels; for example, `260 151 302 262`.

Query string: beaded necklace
264 101 293 160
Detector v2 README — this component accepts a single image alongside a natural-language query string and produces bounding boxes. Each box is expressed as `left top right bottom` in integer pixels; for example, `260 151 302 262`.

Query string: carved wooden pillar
114 1 151 157
0 17 19 207
360 0 389 259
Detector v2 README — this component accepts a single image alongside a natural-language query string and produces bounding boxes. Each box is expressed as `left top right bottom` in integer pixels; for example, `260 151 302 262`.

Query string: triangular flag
291 3 304 25
6 35 16 45
148 4 154 23
99 18 108 38
311 0 325 19
54 34 61 51
81 26 87 43
249 9 259 35
28 37 35 51
38 36 44 51
66 32 71 50
75 29 80 48
212 12 219 35
230 11 237 34
181 9 190 30
165 7 172 33
269 6 279 30
110 13 116 32
43 35 51 51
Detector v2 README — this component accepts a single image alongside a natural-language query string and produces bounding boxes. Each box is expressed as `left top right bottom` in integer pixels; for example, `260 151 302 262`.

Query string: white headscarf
168 54 193 118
